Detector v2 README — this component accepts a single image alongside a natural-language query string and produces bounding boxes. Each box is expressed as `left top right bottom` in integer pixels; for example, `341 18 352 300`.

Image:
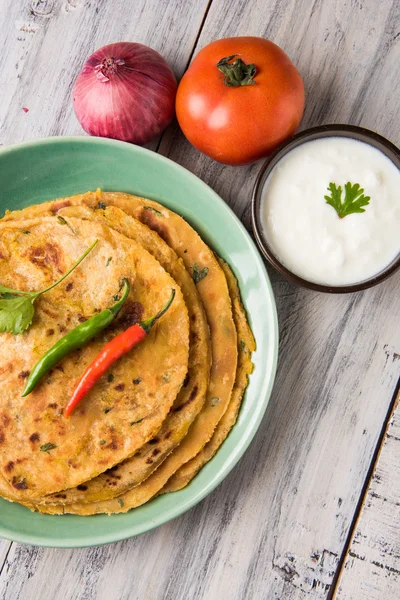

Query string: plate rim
0 136 279 547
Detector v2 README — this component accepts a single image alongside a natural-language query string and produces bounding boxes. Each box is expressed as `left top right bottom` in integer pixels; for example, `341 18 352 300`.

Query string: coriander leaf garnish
0 240 98 335
0 296 35 334
324 182 371 218
193 263 209 284
143 206 162 217
97 201 107 209
40 442 57 453
118 498 125 507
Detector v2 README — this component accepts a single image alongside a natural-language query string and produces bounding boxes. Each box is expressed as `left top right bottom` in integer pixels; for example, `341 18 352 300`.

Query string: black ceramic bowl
252 124 400 293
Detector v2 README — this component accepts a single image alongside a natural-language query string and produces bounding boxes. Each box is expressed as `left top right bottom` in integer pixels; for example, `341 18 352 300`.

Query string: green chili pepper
21 278 130 397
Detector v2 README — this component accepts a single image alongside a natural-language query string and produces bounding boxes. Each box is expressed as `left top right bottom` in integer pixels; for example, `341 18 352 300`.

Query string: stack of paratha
0 191 255 515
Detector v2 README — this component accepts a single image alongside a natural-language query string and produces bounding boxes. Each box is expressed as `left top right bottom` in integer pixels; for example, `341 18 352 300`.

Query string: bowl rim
251 124 400 294
0 135 279 548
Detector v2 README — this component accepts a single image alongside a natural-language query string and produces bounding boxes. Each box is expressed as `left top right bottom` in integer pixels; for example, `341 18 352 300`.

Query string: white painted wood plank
0 1 399 600
0 540 11 573
334 391 400 599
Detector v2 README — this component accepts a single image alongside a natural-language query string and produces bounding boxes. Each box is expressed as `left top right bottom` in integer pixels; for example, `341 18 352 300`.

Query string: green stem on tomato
216 55 257 87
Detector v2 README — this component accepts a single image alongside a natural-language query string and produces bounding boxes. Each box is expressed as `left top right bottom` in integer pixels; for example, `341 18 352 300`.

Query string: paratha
8 201 210 505
0 216 189 501
27 258 254 515
161 259 256 493
21 191 239 514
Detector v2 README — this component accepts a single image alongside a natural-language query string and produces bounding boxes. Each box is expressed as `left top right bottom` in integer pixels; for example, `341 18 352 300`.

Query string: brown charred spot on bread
115 300 144 329
107 472 121 480
18 370 30 380
164 431 172 440
191 313 196 322
76 484 88 491
77 315 87 323
183 373 190 388
114 383 125 392
148 437 159 445
1 413 10 428
48 403 58 409
54 493 67 499
46 328 55 336
145 458 154 464
12 476 27 490
5 461 14 473
41 306 58 318
65 282 74 292
106 438 118 451
29 432 40 443
152 448 161 457
139 209 170 243
0 362 14 377
174 385 198 412
67 459 80 469
59 324 67 333
27 242 64 273
0 430 4 445
55 365 64 372
50 200 71 213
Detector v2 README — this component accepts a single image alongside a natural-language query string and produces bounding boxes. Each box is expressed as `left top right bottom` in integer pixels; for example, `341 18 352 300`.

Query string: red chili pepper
65 289 175 417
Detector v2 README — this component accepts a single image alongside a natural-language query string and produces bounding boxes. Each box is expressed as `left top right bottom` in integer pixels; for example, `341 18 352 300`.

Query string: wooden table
0 1 399 598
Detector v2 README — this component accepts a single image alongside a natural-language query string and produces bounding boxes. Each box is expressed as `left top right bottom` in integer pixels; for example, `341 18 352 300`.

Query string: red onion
73 42 177 145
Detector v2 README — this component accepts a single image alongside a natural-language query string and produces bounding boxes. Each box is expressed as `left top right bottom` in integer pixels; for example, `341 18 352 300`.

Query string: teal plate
0 137 278 548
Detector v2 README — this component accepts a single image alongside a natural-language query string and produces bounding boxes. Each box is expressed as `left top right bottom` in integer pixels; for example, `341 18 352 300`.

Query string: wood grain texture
0 540 11 574
334 390 400 599
0 0 399 599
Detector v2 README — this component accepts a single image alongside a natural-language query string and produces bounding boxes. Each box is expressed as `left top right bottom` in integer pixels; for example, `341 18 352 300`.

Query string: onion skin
73 42 177 145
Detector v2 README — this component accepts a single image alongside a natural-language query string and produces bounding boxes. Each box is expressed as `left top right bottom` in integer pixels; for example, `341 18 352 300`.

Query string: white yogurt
261 137 400 286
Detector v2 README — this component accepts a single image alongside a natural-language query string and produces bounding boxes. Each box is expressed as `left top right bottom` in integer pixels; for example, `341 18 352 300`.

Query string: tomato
176 37 305 166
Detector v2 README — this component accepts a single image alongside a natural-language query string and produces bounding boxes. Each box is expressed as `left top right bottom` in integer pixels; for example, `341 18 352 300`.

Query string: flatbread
161 259 256 493
0 216 189 501
27 259 254 515
22 191 238 514
22 202 210 505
